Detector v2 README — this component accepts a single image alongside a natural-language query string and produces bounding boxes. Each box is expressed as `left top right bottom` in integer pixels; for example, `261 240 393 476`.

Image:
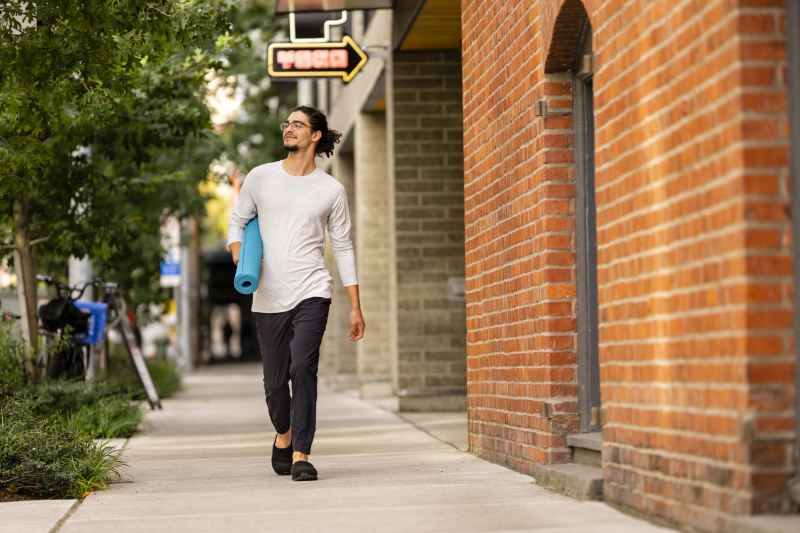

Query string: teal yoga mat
234 218 263 294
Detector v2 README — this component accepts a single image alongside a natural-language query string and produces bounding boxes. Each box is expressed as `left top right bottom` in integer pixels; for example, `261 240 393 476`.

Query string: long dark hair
294 105 341 158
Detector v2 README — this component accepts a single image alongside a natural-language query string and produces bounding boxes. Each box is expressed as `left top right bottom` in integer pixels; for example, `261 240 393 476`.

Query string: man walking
227 105 365 481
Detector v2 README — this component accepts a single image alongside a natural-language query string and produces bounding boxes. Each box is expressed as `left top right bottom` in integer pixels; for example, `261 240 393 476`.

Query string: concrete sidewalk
2 363 673 533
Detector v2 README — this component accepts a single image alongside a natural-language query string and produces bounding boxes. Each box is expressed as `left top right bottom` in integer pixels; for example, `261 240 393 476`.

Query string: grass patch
0 322 136 499
0 394 126 499
23 379 143 439
65 397 141 439
0 320 183 500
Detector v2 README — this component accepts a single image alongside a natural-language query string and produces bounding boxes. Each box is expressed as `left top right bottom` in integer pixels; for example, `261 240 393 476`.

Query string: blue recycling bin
74 301 108 345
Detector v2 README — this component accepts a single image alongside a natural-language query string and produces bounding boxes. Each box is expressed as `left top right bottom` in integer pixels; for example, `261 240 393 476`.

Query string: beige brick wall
391 50 467 410
321 154 358 386
355 112 394 397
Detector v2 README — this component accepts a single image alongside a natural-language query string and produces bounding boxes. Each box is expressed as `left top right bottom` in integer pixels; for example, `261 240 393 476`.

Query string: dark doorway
200 250 259 364
573 18 600 434
785 0 800 503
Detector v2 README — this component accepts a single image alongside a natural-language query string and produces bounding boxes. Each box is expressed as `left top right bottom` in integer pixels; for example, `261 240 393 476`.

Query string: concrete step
567 431 602 467
534 462 603 501
566 431 602 451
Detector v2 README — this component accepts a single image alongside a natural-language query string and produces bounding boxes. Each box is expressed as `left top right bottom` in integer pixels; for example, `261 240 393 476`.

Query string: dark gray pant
254 297 331 455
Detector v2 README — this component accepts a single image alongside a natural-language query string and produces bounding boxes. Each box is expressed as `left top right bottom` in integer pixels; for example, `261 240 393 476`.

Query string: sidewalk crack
49 499 81 533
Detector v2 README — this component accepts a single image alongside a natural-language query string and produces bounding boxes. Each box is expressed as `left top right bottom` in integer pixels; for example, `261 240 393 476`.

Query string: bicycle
36 274 94 381
93 278 162 410
34 274 162 410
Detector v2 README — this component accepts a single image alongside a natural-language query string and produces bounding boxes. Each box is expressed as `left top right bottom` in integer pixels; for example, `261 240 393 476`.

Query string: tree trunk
188 215 201 367
13 197 39 379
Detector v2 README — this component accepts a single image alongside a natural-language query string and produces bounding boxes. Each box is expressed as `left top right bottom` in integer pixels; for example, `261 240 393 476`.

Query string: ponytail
293 105 341 158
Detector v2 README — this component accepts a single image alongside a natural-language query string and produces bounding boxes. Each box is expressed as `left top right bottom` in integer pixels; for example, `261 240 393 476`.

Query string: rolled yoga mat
234 218 263 294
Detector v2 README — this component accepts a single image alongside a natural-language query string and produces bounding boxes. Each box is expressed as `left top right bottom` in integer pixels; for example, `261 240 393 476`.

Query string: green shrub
28 379 122 415
0 324 139 500
103 345 182 400
0 321 29 395
22 379 142 440
146 357 181 398
0 394 125 499
65 397 142 439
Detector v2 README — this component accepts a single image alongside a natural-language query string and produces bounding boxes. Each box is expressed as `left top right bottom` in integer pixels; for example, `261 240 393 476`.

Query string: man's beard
284 144 298 152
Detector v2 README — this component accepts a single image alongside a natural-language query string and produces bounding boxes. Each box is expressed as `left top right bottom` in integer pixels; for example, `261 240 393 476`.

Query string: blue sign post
160 260 181 287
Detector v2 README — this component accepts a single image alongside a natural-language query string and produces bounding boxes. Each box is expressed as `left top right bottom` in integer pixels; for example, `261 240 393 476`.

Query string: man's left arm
345 285 365 341
328 187 365 341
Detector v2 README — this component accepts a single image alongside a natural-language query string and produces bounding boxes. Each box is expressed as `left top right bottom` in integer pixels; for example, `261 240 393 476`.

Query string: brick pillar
390 50 467 411
320 153 358 389
354 112 393 398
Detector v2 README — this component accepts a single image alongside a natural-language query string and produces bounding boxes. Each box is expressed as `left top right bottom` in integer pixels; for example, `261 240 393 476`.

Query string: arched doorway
544 0 599 437
572 16 599 435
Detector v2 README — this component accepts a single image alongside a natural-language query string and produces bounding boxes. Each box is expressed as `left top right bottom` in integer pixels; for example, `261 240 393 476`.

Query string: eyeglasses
280 120 312 132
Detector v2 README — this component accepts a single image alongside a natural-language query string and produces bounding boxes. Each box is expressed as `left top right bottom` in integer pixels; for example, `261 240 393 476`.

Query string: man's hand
230 242 241 265
345 285 364 341
349 308 365 341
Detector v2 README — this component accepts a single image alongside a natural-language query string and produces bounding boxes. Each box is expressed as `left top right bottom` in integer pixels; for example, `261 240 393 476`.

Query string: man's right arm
230 241 241 265
227 172 257 264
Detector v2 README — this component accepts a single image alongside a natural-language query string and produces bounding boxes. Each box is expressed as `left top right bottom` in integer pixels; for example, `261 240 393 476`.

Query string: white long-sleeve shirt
227 161 358 313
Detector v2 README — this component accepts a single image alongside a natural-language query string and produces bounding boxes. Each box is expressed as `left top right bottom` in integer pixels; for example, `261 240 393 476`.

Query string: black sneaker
291 460 318 481
271 436 292 476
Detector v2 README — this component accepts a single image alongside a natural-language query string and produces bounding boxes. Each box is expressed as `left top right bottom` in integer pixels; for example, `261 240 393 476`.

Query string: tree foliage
0 1 238 301
0 0 293 310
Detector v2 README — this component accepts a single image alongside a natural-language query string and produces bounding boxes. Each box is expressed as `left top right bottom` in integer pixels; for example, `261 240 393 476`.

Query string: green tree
0 1 234 371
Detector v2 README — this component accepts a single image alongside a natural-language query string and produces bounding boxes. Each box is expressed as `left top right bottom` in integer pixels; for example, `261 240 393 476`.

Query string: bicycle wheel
45 343 84 380
63 343 85 379
45 347 67 379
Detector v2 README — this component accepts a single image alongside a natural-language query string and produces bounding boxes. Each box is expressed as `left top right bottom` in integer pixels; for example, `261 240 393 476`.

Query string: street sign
159 261 181 288
158 217 181 287
267 35 368 83
159 217 181 288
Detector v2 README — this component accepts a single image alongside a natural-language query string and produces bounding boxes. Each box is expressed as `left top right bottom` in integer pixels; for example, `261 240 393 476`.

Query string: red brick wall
737 0 793 515
463 0 580 472
462 0 793 530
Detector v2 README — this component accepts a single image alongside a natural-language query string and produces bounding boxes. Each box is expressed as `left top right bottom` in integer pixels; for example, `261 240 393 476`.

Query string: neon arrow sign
267 35 368 84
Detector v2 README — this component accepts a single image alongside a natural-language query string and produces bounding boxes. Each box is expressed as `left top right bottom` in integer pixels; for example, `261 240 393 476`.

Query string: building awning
275 0 394 14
